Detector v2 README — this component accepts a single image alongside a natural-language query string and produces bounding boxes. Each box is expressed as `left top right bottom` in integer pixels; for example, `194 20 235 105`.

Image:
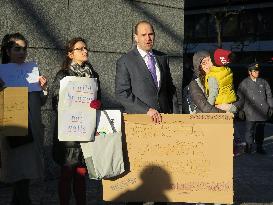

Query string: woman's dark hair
1 33 28 64
62 37 87 70
199 65 207 88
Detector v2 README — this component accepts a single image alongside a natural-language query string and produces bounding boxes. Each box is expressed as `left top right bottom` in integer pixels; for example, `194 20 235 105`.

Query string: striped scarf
69 61 93 77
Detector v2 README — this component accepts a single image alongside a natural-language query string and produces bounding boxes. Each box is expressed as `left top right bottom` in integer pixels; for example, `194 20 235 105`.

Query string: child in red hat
204 48 237 113
205 49 246 155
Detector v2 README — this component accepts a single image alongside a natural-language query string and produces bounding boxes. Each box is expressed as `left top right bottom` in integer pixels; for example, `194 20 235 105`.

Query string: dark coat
51 67 100 166
0 91 46 182
189 79 224 113
236 77 273 121
115 47 178 114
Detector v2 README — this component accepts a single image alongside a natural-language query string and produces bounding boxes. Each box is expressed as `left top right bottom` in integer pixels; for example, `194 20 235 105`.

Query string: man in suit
115 20 178 123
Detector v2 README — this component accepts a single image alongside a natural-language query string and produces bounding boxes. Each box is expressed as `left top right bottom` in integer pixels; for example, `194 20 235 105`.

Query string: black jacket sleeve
189 80 224 113
51 70 69 112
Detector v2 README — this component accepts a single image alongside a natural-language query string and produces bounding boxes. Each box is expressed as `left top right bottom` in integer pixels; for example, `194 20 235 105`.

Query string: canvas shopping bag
81 110 125 180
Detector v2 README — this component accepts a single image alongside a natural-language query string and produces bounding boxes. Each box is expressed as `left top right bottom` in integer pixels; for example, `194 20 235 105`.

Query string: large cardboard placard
0 87 28 136
103 113 233 204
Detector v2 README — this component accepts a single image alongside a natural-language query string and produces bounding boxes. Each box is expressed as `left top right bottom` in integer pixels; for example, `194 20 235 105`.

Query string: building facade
0 0 184 177
184 0 273 90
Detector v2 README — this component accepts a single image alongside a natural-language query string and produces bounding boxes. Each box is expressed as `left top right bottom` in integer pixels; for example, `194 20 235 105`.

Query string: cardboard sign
103 113 233 204
0 87 28 136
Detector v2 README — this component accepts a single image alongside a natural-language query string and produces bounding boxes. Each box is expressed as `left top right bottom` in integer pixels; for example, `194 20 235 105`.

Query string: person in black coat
188 50 224 113
0 33 48 205
236 63 273 154
51 37 100 205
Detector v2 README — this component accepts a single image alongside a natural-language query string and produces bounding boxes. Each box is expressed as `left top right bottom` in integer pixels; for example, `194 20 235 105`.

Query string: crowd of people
0 20 272 205
0 33 101 204
187 49 273 155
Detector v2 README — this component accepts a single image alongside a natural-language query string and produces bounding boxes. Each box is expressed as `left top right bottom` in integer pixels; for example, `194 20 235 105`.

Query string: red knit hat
211 48 232 66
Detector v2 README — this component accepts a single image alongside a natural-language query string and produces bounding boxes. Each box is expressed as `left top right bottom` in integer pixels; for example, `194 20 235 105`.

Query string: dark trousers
244 121 265 147
11 179 31 205
58 165 87 205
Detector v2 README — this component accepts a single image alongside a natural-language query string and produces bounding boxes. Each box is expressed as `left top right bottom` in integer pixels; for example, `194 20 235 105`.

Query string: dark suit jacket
115 47 178 114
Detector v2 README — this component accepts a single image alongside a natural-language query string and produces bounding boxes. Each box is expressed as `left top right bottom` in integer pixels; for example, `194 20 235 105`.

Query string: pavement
1 122 273 205
233 122 273 204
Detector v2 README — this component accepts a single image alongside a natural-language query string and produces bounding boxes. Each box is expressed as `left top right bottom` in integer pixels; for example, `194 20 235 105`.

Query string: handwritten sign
58 109 96 141
58 76 98 141
59 76 98 109
0 62 41 92
0 87 28 136
103 113 233 204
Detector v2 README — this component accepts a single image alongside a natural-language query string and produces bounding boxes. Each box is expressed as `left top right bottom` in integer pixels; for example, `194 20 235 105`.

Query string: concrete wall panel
129 1 184 55
68 0 133 53
169 56 183 105
133 0 183 9
90 52 124 108
0 0 68 48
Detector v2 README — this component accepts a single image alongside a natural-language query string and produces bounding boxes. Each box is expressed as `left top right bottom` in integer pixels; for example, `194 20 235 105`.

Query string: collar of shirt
137 46 153 58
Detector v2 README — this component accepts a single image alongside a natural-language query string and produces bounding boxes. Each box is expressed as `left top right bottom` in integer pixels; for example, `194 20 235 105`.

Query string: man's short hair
134 20 155 34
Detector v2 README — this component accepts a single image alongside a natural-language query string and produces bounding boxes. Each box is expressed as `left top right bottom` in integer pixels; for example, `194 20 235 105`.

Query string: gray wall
0 0 184 177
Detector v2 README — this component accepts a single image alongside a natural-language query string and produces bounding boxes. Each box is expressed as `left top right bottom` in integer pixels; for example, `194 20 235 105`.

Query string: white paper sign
58 76 98 141
59 76 98 109
0 62 41 92
58 109 96 141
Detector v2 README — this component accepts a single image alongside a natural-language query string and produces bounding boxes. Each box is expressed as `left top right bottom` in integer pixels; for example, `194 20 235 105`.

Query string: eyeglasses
73 47 89 52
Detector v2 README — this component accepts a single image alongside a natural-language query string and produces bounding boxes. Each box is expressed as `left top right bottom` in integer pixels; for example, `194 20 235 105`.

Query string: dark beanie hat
248 62 260 71
211 48 232 66
193 50 210 76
